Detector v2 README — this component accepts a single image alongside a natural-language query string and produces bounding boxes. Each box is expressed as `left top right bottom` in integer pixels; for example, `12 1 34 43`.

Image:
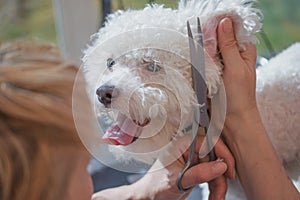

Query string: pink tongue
102 113 142 146
102 123 135 145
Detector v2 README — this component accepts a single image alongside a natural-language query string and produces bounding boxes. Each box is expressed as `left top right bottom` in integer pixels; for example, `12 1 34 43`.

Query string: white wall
52 0 100 65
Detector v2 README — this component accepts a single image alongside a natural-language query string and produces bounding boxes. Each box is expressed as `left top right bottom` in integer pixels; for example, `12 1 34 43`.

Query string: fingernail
222 18 232 34
212 161 227 173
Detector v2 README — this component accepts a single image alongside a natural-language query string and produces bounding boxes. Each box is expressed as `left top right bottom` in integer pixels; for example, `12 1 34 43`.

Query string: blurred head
0 41 93 200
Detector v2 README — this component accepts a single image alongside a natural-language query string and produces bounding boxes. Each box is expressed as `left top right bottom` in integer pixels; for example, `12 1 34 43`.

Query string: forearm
223 109 299 199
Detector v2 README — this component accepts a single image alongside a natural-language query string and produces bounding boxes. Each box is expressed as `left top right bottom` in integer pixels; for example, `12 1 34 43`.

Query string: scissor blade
187 21 196 89
188 18 210 127
194 18 215 161
196 17 204 72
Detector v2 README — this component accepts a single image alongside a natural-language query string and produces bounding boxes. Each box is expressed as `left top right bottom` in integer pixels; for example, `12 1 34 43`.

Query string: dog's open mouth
102 112 150 145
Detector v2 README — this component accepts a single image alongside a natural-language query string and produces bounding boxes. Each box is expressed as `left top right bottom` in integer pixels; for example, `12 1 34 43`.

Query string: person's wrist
223 106 262 139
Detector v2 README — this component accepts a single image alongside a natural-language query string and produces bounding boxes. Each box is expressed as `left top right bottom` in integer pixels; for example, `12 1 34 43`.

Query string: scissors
177 18 216 192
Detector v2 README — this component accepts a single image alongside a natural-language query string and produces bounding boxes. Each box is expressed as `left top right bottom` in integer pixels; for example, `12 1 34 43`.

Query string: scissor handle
176 126 198 192
205 126 217 161
177 159 194 192
176 128 216 191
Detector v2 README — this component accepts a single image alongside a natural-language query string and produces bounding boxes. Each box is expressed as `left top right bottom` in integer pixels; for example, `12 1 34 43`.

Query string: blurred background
0 0 299 60
1 0 299 198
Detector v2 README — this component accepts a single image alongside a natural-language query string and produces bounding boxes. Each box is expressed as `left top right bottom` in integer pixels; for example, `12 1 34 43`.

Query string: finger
181 160 227 189
217 18 243 71
208 175 227 200
240 43 257 69
214 138 236 179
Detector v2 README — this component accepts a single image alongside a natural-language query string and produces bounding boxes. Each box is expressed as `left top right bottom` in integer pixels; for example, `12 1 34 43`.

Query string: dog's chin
102 112 150 146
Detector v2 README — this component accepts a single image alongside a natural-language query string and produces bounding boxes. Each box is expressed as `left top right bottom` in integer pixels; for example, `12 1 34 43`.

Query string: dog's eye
146 63 161 72
106 58 115 70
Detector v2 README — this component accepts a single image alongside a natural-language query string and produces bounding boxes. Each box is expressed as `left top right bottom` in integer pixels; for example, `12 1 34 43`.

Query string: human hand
92 135 235 200
175 136 236 200
217 19 300 200
142 135 235 200
217 18 259 128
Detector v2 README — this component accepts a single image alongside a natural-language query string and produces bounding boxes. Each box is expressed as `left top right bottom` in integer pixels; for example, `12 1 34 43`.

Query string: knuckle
220 39 237 51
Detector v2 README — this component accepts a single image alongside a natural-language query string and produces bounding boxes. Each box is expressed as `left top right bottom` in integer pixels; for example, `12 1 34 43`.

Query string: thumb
240 43 257 69
217 18 242 69
181 160 227 189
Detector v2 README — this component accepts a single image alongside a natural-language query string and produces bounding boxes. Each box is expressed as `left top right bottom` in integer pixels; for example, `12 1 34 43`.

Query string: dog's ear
200 12 260 97
202 13 246 61
180 0 262 53
202 15 220 61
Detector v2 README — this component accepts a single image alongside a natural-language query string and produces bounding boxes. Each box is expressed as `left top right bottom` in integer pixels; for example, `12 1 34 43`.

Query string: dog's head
82 0 261 164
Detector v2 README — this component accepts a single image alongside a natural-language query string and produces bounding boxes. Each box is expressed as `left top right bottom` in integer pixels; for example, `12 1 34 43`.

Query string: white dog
83 0 300 198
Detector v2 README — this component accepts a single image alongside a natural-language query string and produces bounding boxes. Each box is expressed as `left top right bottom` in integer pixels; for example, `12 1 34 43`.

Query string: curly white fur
83 0 299 199
83 0 261 97
83 0 262 161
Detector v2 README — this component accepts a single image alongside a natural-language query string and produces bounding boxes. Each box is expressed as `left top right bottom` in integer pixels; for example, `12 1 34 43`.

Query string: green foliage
111 0 178 9
0 0 57 44
256 0 300 56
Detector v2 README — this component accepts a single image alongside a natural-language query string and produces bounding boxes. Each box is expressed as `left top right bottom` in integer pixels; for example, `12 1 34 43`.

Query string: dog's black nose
96 85 117 107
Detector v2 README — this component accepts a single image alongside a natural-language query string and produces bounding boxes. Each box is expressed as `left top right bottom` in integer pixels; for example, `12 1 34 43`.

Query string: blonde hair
0 41 88 200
